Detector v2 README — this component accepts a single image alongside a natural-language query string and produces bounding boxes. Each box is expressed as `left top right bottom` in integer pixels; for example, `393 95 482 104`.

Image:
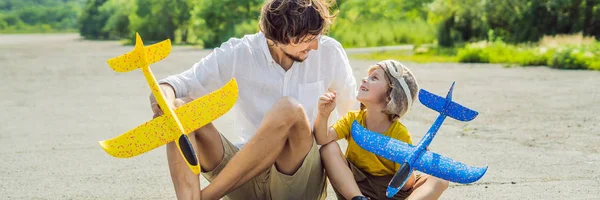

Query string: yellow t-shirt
332 110 413 176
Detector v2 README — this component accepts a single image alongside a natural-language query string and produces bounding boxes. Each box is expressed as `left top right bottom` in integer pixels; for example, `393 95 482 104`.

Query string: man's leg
166 99 226 200
201 97 315 199
192 123 226 172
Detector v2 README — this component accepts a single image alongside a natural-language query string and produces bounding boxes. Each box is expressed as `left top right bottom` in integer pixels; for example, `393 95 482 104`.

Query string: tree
196 0 262 48
99 0 133 39
129 0 193 43
79 0 109 39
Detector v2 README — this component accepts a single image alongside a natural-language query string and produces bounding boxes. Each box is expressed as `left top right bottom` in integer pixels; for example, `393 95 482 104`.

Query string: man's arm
158 44 235 100
149 83 177 117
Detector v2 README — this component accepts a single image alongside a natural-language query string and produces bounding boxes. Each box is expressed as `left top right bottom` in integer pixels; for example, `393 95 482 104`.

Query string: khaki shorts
333 159 424 200
201 134 327 200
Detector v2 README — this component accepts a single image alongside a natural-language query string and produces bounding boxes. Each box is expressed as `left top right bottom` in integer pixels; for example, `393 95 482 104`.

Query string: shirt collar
258 32 275 64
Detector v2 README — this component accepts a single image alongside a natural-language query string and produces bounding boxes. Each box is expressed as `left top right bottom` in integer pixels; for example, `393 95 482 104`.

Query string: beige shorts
333 159 424 200
201 134 327 200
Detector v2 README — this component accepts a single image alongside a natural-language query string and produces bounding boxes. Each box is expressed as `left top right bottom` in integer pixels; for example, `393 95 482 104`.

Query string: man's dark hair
259 0 337 45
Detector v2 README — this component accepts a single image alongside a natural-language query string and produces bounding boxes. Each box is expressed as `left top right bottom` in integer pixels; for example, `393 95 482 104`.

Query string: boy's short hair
259 0 336 45
362 60 419 121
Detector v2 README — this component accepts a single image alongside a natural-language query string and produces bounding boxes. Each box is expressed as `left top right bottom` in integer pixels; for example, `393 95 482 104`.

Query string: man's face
278 35 320 62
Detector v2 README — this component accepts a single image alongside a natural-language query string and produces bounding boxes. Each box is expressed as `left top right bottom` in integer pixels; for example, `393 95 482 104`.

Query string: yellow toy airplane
99 33 238 175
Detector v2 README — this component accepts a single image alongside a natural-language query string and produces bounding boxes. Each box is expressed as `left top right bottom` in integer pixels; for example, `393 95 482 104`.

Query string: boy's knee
319 142 340 157
436 178 449 190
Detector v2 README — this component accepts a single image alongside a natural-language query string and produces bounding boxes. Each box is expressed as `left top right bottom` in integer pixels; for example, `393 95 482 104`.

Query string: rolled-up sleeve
159 45 234 99
331 43 359 116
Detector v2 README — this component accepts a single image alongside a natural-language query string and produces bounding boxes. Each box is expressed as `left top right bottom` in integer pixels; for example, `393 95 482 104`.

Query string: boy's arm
314 113 338 145
314 92 339 145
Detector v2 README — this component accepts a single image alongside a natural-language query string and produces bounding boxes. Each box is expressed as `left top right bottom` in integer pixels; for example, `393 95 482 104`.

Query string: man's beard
282 48 307 62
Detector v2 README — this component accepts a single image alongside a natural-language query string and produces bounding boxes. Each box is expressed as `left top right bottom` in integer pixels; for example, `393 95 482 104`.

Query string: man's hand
151 98 186 119
317 91 336 117
149 84 178 118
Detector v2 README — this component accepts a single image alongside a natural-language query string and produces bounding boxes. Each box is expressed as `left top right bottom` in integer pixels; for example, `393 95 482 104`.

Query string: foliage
0 0 83 33
454 38 599 70
330 0 437 48
428 0 600 46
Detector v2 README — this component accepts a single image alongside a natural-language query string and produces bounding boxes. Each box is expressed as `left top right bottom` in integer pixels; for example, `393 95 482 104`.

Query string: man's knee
267 97 306 124
275 97 305 115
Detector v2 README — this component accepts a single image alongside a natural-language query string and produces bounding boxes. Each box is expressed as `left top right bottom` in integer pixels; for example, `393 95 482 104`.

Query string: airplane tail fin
418 82 478 122
107 32 171 72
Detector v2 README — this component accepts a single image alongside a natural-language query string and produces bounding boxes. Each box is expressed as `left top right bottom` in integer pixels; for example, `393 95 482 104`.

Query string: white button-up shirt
159 32 358 144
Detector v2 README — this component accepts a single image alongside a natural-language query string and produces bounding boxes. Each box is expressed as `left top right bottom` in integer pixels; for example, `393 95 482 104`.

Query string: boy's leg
407 174 449 200
320 141 363 199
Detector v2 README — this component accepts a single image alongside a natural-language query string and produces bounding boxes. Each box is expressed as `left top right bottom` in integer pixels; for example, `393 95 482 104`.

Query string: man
150 0 358 199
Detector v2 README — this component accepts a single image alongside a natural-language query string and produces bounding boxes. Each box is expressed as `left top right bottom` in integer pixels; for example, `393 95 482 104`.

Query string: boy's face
357 67 390 106
278 35 320 62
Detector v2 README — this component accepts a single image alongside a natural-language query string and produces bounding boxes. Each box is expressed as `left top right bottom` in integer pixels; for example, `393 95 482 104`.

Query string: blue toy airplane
351 82 488 198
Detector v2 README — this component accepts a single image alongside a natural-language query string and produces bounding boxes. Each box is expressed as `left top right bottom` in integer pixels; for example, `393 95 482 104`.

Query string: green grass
352 51 458 63
350 46 458 63
353 40 600 70
331 20 436 48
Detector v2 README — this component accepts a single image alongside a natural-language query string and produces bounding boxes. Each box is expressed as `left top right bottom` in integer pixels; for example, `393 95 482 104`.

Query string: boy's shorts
201 134 327 200
333 158 425 200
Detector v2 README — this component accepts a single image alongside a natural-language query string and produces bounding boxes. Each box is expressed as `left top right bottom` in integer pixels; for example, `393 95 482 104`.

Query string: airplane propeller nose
387 162 412 198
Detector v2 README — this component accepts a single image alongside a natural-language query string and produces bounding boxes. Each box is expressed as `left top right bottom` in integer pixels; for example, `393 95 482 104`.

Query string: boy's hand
318 91 336 116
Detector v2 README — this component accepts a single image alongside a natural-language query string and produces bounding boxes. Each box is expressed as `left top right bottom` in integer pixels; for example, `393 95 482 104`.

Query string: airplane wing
351 120 487 184
177 78 238 133
351 120 413 163
144 39 171 65
99 113 180 158
106 48 146 73
419 89 478 122
444 101 478 122
106 33 171 73
99 78 238 158
419 89 446 113
413 150 488 184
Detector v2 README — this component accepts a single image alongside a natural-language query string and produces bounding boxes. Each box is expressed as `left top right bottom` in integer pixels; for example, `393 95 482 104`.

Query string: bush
512 48 553 66
455 39 600 70
456 42 490 63
549 47 596 70
457 47 488 63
